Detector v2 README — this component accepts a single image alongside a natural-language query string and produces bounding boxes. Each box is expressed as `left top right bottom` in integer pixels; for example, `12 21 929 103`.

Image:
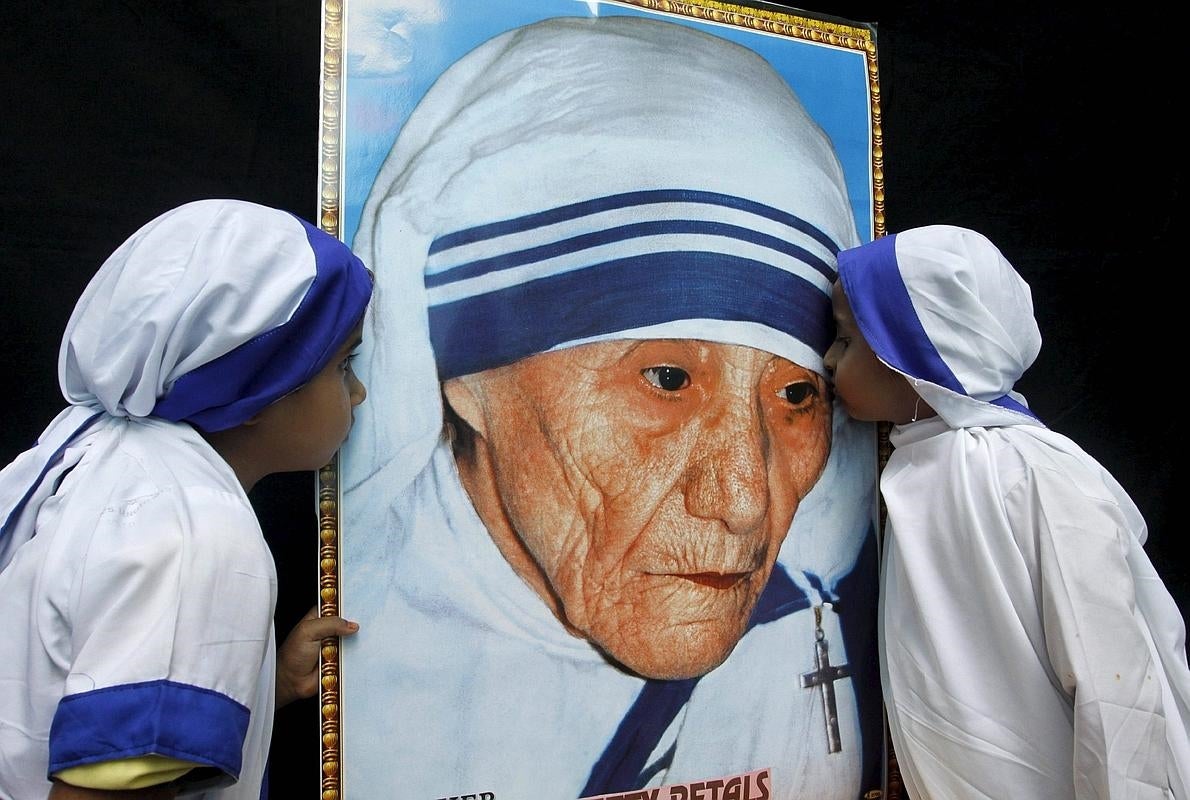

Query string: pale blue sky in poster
341 0 874 246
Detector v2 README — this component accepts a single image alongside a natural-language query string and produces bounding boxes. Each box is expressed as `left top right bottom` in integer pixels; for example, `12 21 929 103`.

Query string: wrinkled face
444 338 832 679
823 280 920 424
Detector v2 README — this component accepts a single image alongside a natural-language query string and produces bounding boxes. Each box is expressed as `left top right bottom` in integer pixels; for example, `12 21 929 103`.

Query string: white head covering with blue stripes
347 14 863 497
837 224 1045 429
0 199 372 570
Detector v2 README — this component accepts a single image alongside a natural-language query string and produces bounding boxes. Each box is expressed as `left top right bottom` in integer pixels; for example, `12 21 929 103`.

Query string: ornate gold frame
316 4 347 797
315 3 884 797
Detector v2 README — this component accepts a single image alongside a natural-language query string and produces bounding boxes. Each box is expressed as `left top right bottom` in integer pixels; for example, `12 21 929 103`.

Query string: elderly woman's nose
682 405 769 533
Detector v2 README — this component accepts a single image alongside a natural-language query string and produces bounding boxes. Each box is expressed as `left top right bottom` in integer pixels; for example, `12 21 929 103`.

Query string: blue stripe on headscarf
839 234 1036 420
152 218 372 432
429 189 842 257
426 219 836 288
428 252 831 380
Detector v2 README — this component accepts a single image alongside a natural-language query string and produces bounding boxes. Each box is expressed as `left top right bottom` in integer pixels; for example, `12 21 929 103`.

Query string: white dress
0 418 277 800
881 417 1190 799
835 224 1190 800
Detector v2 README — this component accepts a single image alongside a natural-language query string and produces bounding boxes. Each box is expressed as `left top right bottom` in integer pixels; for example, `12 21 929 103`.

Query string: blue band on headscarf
152 218 372 432
838 233 1038 420
426 190 839 380
429 189 842 259
426 219 836 290
429 251 832 380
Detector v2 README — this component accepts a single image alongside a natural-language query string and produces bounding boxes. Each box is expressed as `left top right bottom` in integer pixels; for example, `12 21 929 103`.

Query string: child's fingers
296 614 360 641
275 614 361 707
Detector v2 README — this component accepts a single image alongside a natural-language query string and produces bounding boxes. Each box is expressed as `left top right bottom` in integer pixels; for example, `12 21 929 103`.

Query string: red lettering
754 768 771 800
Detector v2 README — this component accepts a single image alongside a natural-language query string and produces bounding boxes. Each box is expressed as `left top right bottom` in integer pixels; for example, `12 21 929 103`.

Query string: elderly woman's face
444 338 831 680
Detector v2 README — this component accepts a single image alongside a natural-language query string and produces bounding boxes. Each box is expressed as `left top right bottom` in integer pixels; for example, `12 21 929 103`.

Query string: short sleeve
46 483 276 783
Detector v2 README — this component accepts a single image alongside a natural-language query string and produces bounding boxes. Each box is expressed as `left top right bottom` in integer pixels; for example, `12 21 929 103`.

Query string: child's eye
641 365 690 391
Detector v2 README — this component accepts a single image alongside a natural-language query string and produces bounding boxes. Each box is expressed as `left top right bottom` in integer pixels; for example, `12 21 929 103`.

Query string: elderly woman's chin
571 571 766 680
613 631 745 681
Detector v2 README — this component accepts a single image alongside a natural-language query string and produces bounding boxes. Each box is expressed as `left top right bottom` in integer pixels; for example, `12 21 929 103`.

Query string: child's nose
822 341 840 374
350 373 367 405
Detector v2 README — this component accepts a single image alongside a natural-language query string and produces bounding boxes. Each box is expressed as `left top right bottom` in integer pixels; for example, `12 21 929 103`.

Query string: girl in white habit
341 14 883 800
0 199 372 799
826 224 1190 798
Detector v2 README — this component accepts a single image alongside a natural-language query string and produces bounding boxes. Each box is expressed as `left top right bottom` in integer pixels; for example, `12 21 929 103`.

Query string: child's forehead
829 281 856 320
340 321 365 349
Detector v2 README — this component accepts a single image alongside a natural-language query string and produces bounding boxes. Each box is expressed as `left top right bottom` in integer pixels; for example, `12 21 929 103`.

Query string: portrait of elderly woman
338 10 881 799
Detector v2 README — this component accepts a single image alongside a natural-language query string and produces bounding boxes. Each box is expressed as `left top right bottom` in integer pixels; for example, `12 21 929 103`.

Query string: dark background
1 3 1181 797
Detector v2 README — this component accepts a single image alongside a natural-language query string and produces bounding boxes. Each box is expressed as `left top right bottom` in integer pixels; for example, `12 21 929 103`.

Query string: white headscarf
347 15 863 504
838 224 1045 429
0 198 372 569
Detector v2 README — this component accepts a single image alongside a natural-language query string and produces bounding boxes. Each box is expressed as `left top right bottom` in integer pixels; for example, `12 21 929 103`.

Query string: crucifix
800 603 851 753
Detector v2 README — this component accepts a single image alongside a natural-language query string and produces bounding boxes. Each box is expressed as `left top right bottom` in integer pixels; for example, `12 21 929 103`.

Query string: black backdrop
1 3 1181 797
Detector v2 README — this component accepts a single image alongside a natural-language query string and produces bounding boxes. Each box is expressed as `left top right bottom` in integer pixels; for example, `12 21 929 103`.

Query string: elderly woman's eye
779 380 820 406
641 366 691 391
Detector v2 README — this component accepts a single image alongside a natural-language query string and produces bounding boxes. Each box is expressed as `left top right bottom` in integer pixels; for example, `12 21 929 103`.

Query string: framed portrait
315 2 886 798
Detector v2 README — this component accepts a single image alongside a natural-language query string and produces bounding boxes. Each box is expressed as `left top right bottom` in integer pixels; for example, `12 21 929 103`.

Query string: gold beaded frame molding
317 2 882 798
315 2 347 797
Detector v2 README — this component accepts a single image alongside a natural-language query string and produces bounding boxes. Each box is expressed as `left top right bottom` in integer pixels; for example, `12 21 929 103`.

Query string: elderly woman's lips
680 572 748 589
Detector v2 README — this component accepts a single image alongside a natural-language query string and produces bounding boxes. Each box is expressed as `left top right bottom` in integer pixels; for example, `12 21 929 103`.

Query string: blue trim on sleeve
49 679 250 778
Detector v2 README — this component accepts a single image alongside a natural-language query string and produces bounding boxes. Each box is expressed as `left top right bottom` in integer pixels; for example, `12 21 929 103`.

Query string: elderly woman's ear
442 376 488 439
